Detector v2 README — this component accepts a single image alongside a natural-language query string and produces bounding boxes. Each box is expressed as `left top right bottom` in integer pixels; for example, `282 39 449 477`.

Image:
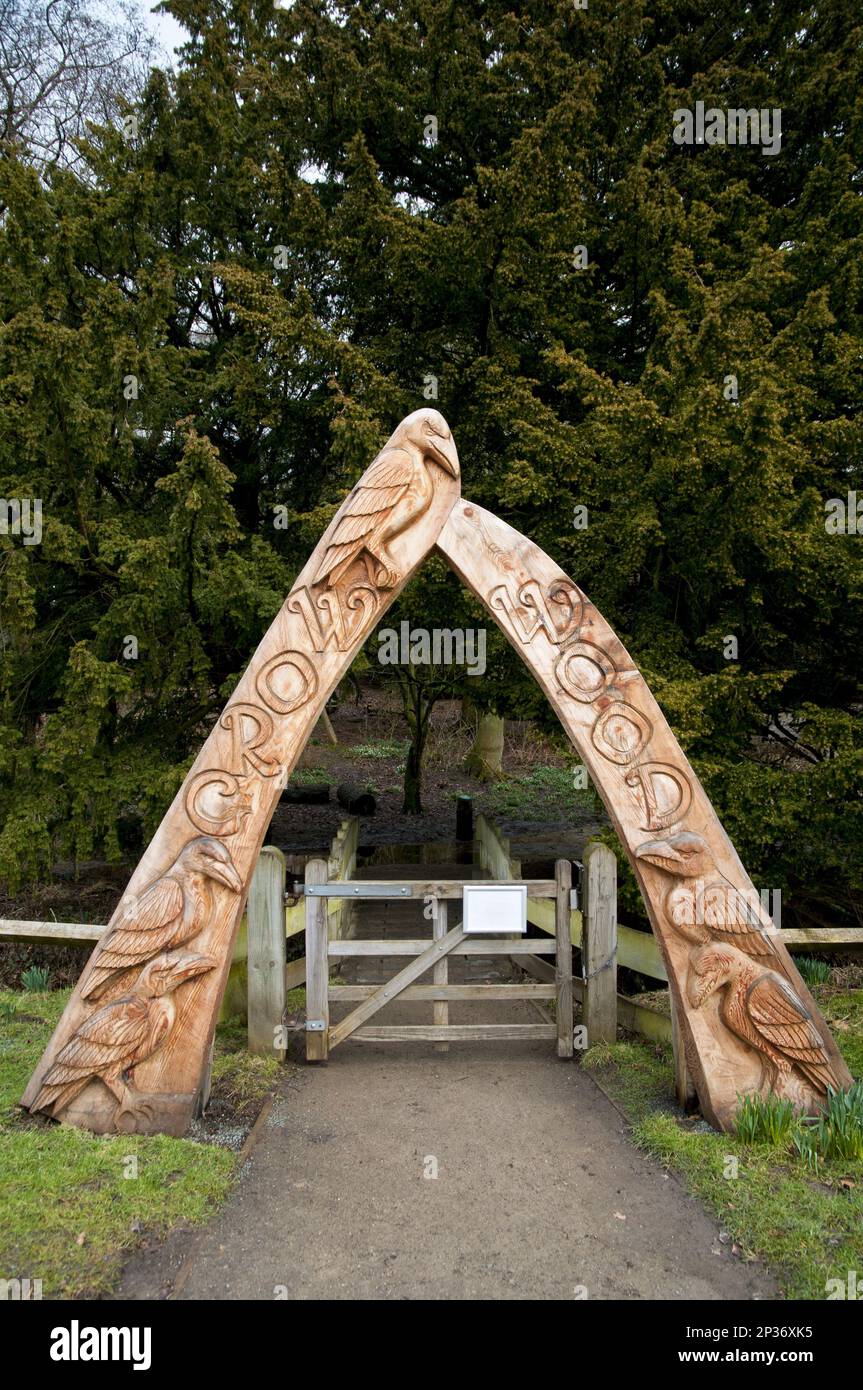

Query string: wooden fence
0 817 361 1052
2 812 860 1066
475 813 863 1054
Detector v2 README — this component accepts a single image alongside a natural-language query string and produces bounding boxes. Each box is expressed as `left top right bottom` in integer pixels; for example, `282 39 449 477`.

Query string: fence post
583 842 617 1046
433 898 449 1052
670 985 697 1110
555 859 573 1057
247 846 287 1059
305 857 329 1062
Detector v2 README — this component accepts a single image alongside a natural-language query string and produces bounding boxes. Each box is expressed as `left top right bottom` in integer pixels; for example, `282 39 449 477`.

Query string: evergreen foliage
0 2 860 921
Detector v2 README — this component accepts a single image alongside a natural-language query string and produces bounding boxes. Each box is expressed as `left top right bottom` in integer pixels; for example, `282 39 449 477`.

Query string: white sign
462 884 527 934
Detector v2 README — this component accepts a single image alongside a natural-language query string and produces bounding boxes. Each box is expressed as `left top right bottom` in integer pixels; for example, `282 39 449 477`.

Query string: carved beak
635 838 682 872
428 430 460 478
164 952 218 991
688 966 719 1009
208 857 243 892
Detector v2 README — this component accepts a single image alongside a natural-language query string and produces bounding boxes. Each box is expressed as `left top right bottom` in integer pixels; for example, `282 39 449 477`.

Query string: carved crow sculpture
80 836 241 1001
636 830 774 956
31 951 217 1129
687 943 841 1095
313 408 460 590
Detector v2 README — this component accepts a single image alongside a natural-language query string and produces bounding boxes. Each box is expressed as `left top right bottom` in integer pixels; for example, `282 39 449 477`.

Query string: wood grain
437 498 851 1129
22 410 461 1134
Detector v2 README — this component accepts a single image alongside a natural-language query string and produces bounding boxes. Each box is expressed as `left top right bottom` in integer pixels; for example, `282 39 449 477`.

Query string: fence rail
475 814 863 1058
3 813 861 1068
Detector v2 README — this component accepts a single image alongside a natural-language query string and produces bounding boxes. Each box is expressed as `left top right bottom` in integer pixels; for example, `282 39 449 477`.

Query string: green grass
0 989 250 1298
485 765 594 819
349 740 409 759
820 990 863 1077
796 956 832 987
287 766 327 785
584 1021 863 1299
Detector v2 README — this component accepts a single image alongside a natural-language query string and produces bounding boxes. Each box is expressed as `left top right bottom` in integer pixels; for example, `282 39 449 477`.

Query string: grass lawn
583 978 863 1300
0 989 280 1299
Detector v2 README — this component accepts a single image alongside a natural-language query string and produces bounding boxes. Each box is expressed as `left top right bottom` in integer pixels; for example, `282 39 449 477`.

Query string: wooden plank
583 842 617 1046
555 859 573 1058
329 983 557 1001
328 938 557 956
670 987 697 1110
433 898 448 1053
309 878 556 899
247 847 287 1060
617 994 672 1044
779 927 863 947
351 1024 557 1042
0 920 102 944
305 858 329 1062
511 954 674 1044
285 957 307 991
525 900 667 981
328 925 467 1050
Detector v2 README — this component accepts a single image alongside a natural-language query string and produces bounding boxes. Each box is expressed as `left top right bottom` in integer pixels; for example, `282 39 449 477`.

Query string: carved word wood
22 409 461 1135
435 499 851 1131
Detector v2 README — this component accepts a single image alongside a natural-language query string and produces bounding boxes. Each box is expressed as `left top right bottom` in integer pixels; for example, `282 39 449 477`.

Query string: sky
141 4 189 67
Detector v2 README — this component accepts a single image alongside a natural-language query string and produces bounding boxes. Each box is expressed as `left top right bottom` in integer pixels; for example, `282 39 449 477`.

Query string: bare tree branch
0 0 157 170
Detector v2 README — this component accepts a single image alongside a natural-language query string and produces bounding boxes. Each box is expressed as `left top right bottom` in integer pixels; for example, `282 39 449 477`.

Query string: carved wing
32 998 152 1115
313 448 415 585
701 882 774 956
81 875 185 1000
746 972 840 1092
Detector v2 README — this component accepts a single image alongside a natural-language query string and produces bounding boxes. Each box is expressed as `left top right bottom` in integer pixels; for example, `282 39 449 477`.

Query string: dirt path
119 863 778 1302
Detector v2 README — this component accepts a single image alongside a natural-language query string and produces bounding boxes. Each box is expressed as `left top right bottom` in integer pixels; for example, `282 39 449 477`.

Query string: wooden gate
303 860 574 1061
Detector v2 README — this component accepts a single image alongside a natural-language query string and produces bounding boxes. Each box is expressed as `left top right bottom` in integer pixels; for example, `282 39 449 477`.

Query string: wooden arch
23 411 851 1135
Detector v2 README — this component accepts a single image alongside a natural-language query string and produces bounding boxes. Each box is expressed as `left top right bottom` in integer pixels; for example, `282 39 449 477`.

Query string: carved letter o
256 651 318 714
591 701 652 765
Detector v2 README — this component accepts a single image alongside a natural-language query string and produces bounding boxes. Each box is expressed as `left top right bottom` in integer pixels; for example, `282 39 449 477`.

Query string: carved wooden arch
23 412 850 1135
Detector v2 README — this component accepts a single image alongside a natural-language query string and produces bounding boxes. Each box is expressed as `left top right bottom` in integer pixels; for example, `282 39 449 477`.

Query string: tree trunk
318 707 338 745
401 671 432 815
465 712 504 779
403 737 424 814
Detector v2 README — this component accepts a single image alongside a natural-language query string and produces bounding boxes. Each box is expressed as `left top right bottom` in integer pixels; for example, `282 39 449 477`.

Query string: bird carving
313 408 459 590
31 951 217 1129
635 831 775 956
81 836 242 1002
687 943 841 1096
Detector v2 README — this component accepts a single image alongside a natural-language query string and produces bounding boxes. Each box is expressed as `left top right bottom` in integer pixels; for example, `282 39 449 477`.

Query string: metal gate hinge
306 1019 326 1032
569 888 579 911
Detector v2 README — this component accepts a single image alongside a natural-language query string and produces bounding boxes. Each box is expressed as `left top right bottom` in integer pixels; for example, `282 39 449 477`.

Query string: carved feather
313 448 414 586
32 997 157 1116
746 972 841 1093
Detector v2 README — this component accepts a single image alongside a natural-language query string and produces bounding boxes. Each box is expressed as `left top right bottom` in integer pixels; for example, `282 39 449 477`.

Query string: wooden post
305 857 329 1062
247 847 287 1059
670 985 697 1110
583 842 617 1046
197 1040 214 1114
433 898 449 1052
554 859 573 1058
